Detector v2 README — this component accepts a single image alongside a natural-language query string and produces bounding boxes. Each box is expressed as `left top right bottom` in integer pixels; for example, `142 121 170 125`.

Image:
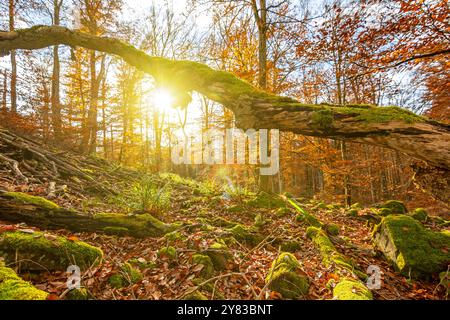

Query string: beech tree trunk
51 0 63 139
8 0 17 113
0 26 449 172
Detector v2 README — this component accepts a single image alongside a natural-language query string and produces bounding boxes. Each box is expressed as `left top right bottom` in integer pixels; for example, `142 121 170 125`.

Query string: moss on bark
0 230 103 271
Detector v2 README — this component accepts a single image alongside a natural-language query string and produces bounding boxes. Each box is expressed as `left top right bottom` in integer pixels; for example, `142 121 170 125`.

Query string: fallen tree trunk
0 26 449 171
0 192 176 238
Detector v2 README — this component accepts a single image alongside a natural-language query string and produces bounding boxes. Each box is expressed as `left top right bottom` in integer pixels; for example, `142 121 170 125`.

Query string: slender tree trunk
42 83 50 140
51 0 63 139
256 0 267 90
9 0 17 113
81 51 96 153
340 141 351 206
2 69 6 113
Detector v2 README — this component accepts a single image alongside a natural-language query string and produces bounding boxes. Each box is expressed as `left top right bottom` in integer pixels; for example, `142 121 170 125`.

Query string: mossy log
0 26 449 175
306 227 367 280
0 192 176 238
0 261 48 300
0 230 103 272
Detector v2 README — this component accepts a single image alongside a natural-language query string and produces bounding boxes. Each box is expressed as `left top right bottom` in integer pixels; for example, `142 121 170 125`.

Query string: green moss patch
94 212 175 237
346 208 359 217
373 215 450 278
311 108 333 130
108 263 142 288
158 246 177 261
204 242 232 270
227 224 263 246
181 290 208 300
332 279 372 300
246 192 286 209
276 207 291 217
0 231 103 271
280 240 302 253
0 261 48 300
289 199 322 227
103 227 129 236
4 192 60 210
66 288 90 300
192 254 214 278
265 253 309 299
381 200 407 215
409 208 428 222
325 223 340 236
307 227 365 279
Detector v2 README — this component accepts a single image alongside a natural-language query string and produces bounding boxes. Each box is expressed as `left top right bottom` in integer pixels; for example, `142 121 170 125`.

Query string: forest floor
0 127 448 300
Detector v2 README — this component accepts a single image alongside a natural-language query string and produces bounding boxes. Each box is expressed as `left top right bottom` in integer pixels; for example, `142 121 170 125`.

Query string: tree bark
8 0 17 113
0 26 449 170
51 0 63 139
1 69 6 113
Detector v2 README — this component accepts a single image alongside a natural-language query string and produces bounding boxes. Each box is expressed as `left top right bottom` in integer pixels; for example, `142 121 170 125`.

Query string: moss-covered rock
254 214 267 229
3 192 60 210
66 288 90 300
108 263 142 288
409 208 428 222
377 207 393 217
246 192 285 209
227 224 263 246
192 254 214 278
373 215 450 278
158 246 177 260
265 253 309 299
181 290 208 300
381 200 407 214
332 279 372 300
204 242 232 270
0 230 103 271
0 261 48 300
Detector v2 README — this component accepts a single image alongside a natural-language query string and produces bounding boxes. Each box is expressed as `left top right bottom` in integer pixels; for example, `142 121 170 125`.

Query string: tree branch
0 26 449 169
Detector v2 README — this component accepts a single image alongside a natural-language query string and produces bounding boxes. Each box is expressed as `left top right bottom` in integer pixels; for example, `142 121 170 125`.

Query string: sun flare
151 88 174 112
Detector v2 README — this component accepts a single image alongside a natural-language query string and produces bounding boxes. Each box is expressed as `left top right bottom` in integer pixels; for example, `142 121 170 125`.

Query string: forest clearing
0 0 449 304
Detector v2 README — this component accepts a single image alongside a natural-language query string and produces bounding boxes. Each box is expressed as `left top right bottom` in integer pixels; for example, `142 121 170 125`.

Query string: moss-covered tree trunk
0 192 175 238
0 26 449 201
0 26 449 167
